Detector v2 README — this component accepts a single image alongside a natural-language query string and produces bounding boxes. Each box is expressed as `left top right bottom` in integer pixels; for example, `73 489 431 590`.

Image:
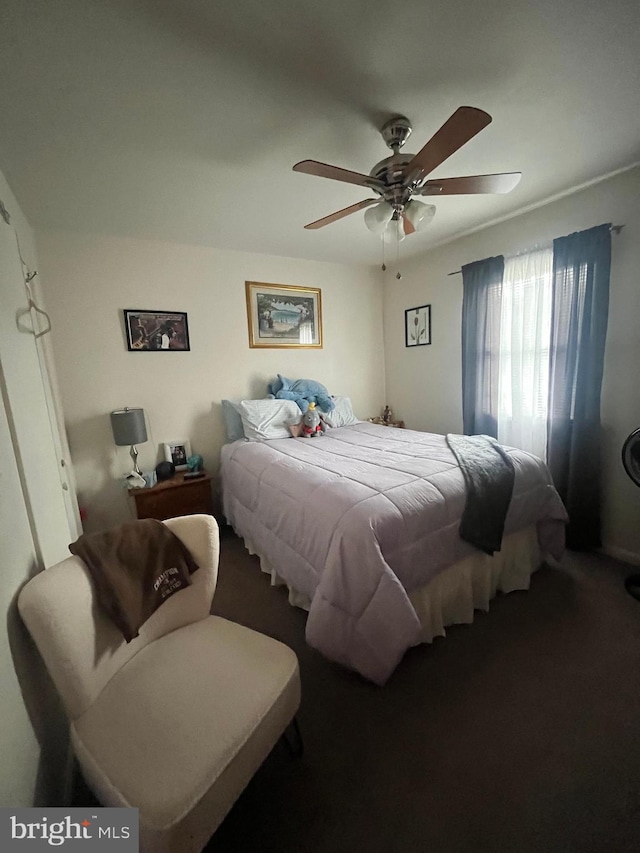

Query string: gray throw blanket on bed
446 433 515 555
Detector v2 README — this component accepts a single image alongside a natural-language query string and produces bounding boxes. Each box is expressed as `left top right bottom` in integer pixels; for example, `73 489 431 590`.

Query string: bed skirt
236 525 543 647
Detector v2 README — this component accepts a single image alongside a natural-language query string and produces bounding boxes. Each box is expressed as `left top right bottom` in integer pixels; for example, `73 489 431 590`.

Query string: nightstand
129 471 214 521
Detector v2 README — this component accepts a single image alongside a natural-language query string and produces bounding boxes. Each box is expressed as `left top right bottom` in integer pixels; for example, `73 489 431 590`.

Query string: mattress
221 422 568 684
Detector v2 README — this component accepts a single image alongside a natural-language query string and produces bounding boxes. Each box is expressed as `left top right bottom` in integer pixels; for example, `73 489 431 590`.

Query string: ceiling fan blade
404 107 492 182
402 213 416 235
418 172 522 196
294 159 380 189
304 199 378 230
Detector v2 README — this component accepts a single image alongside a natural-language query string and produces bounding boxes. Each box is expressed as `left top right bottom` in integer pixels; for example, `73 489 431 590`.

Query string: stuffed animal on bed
301 402 327 437
267 374 335 413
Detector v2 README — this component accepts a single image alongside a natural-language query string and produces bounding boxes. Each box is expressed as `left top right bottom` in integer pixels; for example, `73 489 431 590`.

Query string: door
0 218 74 566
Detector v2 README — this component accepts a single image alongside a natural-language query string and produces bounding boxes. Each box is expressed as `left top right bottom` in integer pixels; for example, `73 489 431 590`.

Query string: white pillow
237 399 301 441
325 396 359 427
221 399 245 442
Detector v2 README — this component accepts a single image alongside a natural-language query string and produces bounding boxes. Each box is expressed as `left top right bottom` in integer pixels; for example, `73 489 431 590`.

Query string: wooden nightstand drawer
130 472 214 521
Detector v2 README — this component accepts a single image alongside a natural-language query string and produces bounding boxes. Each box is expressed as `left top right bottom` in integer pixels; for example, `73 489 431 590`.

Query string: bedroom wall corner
382 165 640 562
35 231 385 532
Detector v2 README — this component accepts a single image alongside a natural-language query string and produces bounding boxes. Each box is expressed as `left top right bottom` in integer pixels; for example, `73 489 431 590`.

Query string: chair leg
282 716 304 758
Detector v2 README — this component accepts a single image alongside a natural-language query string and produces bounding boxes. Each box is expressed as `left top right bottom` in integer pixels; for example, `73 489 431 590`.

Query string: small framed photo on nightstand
163 440 192 471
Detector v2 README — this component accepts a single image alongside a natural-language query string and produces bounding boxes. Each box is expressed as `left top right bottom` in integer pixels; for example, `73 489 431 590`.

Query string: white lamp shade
385 216 406 242
364 201 393 235
405 200 436 231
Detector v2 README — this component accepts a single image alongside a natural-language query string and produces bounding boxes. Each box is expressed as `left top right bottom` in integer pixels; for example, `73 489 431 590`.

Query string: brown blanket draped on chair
69 518 198 641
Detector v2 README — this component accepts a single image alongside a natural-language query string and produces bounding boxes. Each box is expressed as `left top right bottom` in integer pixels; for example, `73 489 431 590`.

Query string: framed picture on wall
124 309 190 351
245 282 322 348
405 304 431 347
163 440 192 471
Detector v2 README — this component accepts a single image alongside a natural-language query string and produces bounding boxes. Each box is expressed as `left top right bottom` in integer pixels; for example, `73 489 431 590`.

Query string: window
461 222 611 546
496 246 553 459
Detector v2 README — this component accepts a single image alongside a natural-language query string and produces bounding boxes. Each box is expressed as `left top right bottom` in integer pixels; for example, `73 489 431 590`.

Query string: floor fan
622 428 640 601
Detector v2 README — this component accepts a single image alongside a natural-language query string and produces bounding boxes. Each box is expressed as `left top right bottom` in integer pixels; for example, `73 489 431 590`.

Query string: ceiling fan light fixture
385 215 406 243
364 201 393 235
405 200 436 231
295 106 521 256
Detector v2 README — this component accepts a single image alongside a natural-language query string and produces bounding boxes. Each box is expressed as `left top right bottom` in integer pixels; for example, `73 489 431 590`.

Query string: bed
221 419 568 684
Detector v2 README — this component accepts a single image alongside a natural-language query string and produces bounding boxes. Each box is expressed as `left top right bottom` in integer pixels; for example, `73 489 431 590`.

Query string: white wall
0 169 73 806
383 166 640 563
37 230 385 532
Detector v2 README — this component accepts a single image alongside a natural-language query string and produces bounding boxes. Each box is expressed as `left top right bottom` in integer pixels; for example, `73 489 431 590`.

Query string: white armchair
18 514 301 853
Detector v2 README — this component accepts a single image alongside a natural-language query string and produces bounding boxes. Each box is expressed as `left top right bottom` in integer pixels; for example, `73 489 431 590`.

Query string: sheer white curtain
497 245 553 458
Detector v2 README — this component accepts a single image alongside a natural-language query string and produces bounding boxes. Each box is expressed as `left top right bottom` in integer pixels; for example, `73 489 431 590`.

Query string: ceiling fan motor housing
374 116 416 206
369 154 415 206
380 115 412 151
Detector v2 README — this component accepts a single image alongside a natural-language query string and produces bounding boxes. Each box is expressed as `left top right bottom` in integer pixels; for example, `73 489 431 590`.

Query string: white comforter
221 423 568 684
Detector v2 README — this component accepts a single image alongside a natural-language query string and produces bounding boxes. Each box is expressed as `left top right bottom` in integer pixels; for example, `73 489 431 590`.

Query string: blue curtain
461 255 504 437
547 223 611 548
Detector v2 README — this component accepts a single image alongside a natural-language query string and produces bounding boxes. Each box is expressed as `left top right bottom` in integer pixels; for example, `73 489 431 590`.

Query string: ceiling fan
293 106 521 239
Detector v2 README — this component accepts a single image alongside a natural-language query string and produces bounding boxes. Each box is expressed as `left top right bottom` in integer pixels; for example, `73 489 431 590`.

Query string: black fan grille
622 428 640 487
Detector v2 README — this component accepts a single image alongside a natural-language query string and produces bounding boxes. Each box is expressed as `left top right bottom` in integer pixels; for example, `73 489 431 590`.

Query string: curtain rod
447 224 625 276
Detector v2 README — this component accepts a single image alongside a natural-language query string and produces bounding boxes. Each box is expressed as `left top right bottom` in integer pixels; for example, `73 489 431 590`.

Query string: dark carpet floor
207 529 640 853
71 529 640 851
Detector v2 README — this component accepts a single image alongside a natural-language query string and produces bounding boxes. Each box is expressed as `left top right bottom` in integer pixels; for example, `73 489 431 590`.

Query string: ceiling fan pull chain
396 231 402 280
381 234 386 271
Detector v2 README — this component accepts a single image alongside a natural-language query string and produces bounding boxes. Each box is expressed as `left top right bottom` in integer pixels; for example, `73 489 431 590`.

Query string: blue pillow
221 399 245 442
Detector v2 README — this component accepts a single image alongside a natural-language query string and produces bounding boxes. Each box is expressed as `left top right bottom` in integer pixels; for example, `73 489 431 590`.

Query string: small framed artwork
124 309 190 352
163 440 192 471
245 281 322 348
405 304 431 347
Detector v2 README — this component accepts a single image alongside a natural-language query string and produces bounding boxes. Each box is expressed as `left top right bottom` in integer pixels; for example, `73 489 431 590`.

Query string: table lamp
110 407 148 475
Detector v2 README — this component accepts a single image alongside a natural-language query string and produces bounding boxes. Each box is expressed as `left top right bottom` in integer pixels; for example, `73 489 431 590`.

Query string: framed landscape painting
124 309 190 351
405 304 431 347
245 282 322 348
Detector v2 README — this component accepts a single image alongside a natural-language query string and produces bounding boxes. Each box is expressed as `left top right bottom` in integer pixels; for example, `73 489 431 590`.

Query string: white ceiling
1 0 639 265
